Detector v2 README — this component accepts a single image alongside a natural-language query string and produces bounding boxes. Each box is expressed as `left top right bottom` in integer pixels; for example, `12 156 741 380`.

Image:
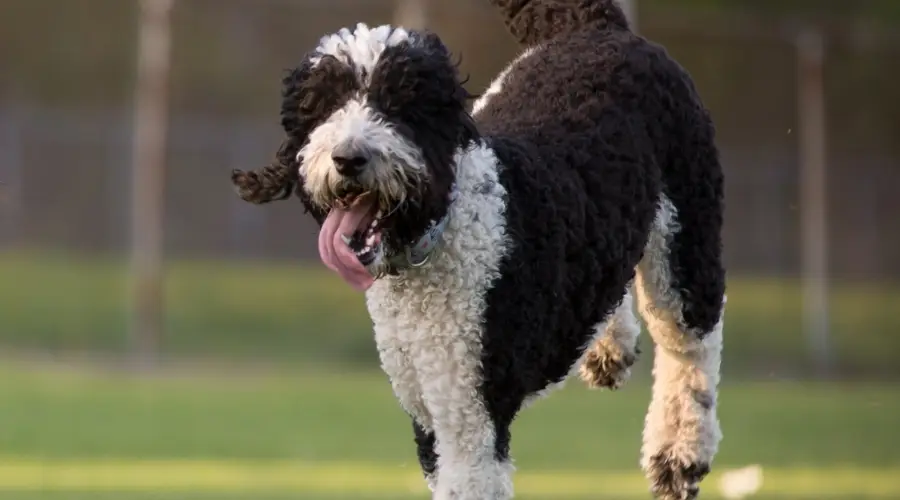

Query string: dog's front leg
419 369 515 500
429 412 513 500
374 341 439 491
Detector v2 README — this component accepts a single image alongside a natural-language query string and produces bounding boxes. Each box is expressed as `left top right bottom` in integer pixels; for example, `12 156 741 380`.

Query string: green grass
2 462 898 499
0 365 898 499
0 251 373 363
1 250 899 376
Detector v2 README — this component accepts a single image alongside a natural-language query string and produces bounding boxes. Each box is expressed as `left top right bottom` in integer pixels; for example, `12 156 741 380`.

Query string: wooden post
129 0 174 369
619 0 638 32
0 111 23 247
394 0 428 30
796 28 832 376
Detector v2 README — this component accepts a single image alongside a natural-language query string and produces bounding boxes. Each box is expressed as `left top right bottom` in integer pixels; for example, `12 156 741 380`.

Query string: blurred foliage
1 0 899 112
650 0 900 18
2 0 899 278
706 0 900 20
2 0 898 159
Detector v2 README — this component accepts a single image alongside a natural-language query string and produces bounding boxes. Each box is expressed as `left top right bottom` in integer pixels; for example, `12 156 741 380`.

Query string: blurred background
0 0 898 499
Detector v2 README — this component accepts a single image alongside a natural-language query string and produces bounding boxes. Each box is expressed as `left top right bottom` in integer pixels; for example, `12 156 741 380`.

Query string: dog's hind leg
636 194 725 500
579 285 641 390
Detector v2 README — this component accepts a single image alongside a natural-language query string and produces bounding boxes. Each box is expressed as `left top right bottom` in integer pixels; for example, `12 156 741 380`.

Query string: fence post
129 0 175 370
619 0 638 32
796 28 832 377
0 111 23 248
108 113 131 252
394 0 428 29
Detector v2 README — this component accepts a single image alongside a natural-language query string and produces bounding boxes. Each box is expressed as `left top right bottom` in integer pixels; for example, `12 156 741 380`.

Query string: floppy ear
230 58 315 207
232 55 340 220
230 138 327 224
231 139 299 205
280 59 315 139
281 55 360 139
415 31 479 146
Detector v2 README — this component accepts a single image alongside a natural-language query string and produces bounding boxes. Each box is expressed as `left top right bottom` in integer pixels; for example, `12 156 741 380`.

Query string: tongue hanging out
318 192 382 291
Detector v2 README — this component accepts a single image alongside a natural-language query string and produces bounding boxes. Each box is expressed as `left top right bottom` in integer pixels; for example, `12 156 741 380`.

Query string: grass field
1 364 899 499
2 250 899 498
1 251 899 375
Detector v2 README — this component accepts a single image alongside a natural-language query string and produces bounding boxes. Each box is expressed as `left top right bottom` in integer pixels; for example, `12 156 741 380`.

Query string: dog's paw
644 451 710 500
578 342 638 390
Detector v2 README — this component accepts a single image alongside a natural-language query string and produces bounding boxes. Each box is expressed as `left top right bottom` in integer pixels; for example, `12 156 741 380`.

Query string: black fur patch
487 0 630 46
281 55 360 142
412 421 438 479
366 33 479 250
473 17 724 467
658 100 726 335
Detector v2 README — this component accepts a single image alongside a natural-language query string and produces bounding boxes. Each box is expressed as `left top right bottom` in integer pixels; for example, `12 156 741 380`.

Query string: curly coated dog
231 1 726 498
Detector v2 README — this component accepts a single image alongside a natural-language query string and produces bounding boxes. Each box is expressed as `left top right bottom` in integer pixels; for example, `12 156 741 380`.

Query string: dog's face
281 24 476 282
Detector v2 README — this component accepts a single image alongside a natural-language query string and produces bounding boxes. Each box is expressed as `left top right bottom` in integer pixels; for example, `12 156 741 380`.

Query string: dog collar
385 185 457 271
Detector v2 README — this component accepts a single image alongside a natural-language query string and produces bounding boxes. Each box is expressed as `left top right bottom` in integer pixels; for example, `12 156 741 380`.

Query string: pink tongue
318 195 376 291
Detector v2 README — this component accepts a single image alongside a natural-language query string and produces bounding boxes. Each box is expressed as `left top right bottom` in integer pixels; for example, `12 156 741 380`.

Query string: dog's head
280 24 477 283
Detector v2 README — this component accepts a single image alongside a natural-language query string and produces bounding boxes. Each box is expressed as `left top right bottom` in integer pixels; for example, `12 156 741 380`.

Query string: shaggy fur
231 1 726 499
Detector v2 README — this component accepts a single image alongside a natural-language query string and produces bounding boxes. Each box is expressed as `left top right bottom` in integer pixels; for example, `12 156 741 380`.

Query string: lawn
0 365 898 499
1 251 899 376
1 250 899 498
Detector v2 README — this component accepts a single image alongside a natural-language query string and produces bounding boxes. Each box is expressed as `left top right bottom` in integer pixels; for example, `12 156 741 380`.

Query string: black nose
332 144 371 177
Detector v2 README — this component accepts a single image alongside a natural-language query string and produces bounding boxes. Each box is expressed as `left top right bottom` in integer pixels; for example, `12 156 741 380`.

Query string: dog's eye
290 56 361 128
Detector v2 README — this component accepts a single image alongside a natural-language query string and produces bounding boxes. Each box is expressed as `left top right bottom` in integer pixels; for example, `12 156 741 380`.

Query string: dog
231 1 726 498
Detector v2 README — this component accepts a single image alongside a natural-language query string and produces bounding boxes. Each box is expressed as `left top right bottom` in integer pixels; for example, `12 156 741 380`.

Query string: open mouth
318 184 406 290
331 189 384 266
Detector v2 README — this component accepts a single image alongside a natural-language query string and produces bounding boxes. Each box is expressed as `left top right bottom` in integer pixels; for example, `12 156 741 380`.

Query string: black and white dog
232 1 726 498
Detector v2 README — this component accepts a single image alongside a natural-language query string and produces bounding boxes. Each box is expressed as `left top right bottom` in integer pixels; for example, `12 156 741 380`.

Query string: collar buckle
405 247 432 267
381 184 457 274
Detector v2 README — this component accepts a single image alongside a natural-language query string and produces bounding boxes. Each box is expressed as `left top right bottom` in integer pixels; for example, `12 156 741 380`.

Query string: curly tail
487 0 630 46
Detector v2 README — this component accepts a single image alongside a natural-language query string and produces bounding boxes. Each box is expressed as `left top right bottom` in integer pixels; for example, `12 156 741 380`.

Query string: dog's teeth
356 243 376 262
365 235 376 246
